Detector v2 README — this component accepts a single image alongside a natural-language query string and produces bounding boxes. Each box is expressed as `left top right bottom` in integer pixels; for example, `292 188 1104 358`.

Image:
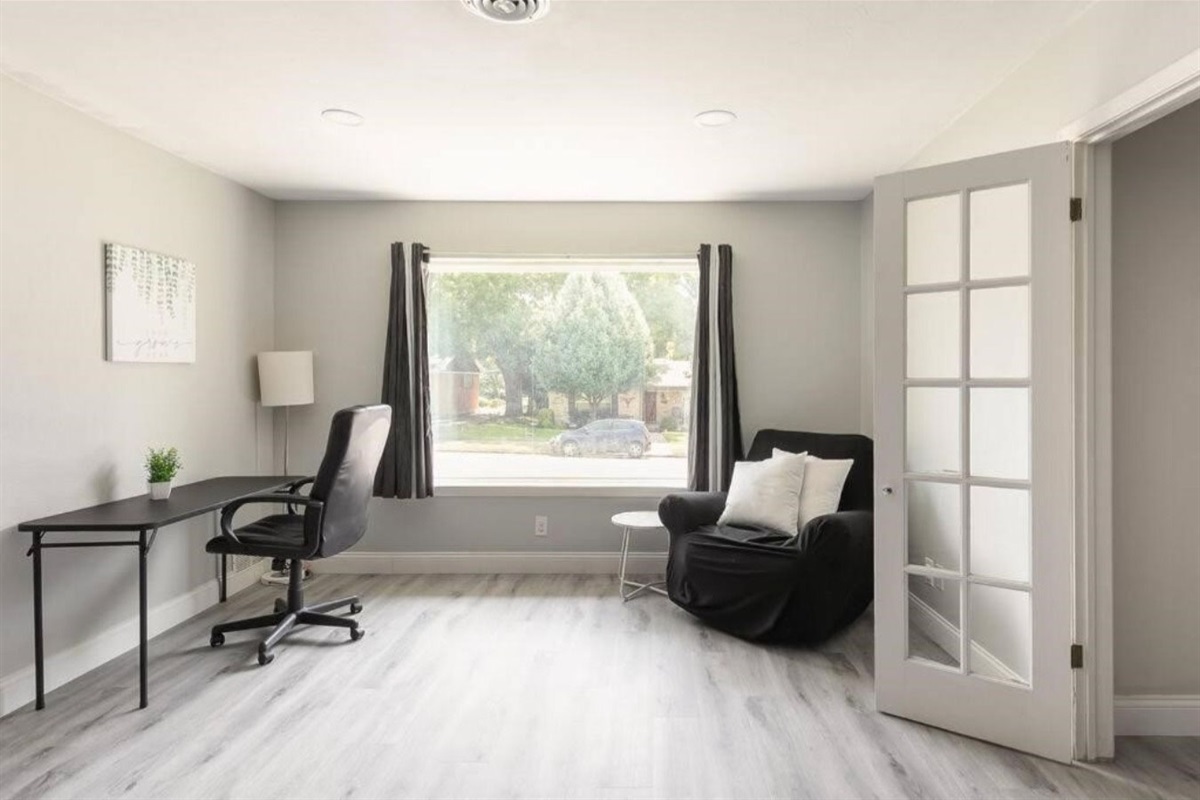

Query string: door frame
1062 47 1200 761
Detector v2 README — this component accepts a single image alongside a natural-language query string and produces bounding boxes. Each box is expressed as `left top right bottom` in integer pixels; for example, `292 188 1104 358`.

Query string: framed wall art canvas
104 243 197 363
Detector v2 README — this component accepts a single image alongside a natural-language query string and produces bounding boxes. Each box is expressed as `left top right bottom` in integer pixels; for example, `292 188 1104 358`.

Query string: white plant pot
148 480 173 500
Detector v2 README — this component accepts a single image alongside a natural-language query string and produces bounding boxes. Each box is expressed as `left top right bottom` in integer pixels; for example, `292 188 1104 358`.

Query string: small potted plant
145 447 182 500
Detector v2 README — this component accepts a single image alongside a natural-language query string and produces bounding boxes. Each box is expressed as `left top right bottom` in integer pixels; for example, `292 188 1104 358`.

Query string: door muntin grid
902 185 1033 687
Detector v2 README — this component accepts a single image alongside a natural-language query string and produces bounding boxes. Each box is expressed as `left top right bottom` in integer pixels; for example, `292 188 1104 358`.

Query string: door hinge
1070 197 1083 222
1071 644 1084 669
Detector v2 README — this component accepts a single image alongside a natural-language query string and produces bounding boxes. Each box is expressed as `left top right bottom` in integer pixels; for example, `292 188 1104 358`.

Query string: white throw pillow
773 448 855 531
717 451 808 535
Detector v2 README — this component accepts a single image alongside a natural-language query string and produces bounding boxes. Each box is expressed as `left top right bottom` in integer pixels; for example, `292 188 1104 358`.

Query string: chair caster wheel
274 598 287 614
210 633 225 648
349 602 363 615
350 626 365 641
258 649 275 666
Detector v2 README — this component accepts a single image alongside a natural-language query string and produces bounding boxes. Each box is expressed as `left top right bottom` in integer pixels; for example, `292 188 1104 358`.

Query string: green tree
625 271 699 360
534 273 653 422
428 272 563 417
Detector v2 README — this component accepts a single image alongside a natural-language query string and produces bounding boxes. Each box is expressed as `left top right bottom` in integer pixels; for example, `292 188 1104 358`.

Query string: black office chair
207 404 392 665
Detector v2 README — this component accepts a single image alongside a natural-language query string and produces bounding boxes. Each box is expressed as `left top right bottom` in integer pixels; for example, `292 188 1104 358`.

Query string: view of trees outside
427 265 698 484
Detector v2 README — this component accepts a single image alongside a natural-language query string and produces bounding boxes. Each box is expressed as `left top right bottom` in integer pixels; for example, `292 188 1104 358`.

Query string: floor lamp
257 350 315 586
258 350 315 475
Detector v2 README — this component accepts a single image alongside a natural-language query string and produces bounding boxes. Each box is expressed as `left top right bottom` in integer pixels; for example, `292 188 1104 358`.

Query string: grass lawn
439 419 561 441
435 415 690 456
435 417 562 453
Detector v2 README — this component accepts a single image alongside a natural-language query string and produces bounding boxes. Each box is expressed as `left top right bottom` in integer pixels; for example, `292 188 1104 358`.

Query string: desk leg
138 529 149 710
32 531 45 710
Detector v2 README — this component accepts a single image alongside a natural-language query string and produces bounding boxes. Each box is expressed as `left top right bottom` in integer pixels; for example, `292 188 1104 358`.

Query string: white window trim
428 254 697 492
429 254 696 274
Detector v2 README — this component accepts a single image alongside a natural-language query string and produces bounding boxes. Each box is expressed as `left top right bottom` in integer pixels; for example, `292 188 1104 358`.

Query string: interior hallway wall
1110 100 1200 697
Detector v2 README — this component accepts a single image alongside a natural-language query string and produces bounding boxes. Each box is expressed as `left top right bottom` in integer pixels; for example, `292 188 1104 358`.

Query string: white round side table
611 511 668 601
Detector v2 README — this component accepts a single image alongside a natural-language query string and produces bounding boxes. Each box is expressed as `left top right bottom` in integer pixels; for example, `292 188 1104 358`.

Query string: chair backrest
306 405 393 558
746 429 875 512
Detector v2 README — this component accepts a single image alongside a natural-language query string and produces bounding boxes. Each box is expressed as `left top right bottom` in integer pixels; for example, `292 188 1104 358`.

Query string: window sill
432 480 686 498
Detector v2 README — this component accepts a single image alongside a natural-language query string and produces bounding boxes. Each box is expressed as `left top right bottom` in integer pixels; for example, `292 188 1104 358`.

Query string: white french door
873 143 1076 763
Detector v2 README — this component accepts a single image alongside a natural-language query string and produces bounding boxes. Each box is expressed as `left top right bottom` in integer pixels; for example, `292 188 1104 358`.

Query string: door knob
882 486 894 495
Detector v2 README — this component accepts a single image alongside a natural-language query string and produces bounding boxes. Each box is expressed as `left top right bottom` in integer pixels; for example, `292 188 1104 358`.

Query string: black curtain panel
687 245 713 491
374 242 434 499
715 244 743 490
687 244 744 491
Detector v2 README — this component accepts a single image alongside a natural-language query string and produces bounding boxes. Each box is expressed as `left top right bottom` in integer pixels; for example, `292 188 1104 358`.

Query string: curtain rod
428 252 699 260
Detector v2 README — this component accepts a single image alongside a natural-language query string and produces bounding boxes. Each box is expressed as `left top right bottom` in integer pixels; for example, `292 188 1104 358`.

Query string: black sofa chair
659 430 874 644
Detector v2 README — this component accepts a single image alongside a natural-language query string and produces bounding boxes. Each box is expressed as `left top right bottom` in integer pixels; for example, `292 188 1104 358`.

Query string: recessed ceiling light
321 108 364 127
461 0 549 24
694 110 737 128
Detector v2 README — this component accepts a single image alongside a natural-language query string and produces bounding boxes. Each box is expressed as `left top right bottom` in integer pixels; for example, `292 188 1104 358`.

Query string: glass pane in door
970 184 1030 280
968 584 1031 685
907 388 961 475
907 480 961 571
907 194 962 285
970 486 1030 583
970 286 1030 379
908 573 961 669
907 292 961 379
970 388 1030 480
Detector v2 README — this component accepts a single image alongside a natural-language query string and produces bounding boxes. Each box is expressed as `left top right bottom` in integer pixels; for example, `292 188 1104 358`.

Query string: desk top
18 476 302 532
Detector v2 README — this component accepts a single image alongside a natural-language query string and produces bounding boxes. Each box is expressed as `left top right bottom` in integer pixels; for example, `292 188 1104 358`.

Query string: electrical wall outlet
534 515 548 537
924 557 945 591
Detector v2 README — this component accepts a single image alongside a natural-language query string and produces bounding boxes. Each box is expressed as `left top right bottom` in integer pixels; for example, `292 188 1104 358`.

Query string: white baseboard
311 550 669 576
907 592 1025 684
1114 695 1200 736
0 560 268 718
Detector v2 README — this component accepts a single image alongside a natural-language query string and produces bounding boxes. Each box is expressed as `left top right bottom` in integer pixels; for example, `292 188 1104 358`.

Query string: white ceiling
0 0 1091 202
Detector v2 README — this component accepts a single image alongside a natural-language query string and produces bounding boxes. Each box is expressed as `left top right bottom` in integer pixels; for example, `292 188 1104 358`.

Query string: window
427 256 698 489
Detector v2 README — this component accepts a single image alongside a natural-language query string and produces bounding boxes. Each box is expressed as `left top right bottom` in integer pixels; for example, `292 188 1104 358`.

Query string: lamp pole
283 405 291 475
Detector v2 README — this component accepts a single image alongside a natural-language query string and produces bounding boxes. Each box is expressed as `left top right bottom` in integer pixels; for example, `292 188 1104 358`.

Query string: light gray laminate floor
1 574 1196 800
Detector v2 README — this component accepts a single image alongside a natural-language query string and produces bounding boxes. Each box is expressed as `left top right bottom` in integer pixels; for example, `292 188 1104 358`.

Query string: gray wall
273 201 863 553
1111 100 1200 696
0 77 275 690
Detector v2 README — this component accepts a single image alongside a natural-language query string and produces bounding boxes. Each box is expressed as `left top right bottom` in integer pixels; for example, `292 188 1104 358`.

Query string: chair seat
205 513 310 559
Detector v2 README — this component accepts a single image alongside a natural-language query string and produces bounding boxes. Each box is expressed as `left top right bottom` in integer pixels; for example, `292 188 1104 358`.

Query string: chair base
210 559 363 665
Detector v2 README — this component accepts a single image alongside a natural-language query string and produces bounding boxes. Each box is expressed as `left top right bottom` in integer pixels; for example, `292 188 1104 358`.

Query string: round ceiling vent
461 0 549 23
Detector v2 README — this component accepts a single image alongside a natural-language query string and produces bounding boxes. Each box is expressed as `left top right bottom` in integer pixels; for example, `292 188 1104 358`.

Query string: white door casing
873 142 1076 763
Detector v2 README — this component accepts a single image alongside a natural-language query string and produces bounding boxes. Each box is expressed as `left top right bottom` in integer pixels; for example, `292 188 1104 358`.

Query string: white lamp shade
258 351 315 407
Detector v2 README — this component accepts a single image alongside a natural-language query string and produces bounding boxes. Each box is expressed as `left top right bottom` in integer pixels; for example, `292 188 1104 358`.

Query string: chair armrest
658 492 727 537
797 510 874 568
219 493 325 546
284 476 316 514
286 476 316 493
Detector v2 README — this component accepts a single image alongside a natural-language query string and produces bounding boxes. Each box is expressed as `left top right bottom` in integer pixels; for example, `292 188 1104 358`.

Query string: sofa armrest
796 510 873 597
798 510 874 567
658 492 727 537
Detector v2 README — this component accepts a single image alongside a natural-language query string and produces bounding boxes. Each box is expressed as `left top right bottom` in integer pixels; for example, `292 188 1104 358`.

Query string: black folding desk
18 475 297 710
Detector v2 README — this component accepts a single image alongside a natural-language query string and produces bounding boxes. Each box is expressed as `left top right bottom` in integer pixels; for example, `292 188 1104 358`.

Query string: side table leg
618 526 632 601
32 531 45 710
